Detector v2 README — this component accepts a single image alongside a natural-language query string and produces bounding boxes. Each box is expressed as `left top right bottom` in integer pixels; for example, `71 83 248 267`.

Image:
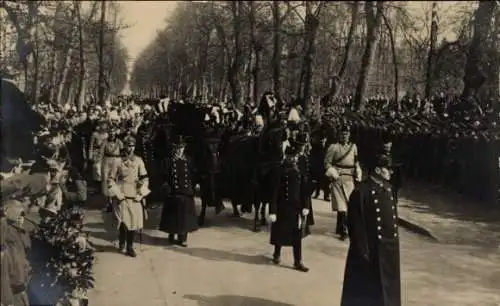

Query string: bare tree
353 1 385 112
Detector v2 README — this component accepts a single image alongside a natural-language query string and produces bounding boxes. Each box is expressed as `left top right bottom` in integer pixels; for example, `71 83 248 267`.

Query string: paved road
84 198 500 306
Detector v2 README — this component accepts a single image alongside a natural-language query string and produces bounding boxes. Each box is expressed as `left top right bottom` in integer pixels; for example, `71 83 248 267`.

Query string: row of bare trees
130 1 499 112
0 0 129 108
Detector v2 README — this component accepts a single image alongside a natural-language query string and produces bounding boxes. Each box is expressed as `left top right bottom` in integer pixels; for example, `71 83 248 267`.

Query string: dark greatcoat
341 177 401 306
199 135 223 209
158 157 198 235
269 160 313 246
298 153 315 226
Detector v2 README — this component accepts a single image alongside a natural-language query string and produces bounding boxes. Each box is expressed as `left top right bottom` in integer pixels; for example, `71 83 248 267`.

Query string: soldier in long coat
1 213 14 306
108 136 149 258
324 125 362 240
158 135 197 247
295 132 315 226
89 121 108 189
3 200 31 306
101 128 123 210
269 145 312 272
198 124 224 225
341 154 401 306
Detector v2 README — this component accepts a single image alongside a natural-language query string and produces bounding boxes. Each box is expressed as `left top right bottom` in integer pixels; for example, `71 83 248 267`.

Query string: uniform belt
11 283 26 294
335 164 355 169
105 154 120 157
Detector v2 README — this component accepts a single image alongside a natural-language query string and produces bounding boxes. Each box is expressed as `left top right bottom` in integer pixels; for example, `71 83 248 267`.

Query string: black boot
336 212 347 240
118 223 126 252
126 230 137 257
272 245 281 264
293 238 308 272
176 233 188 247
168 234 175 245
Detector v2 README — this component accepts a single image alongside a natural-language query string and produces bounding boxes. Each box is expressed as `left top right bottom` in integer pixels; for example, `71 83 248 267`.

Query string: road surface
84 197 500 306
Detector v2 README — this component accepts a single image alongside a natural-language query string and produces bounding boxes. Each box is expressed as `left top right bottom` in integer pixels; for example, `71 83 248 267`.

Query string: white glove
355 166 363 182
269 214 277 223
302 208 309 216
325 167 339 181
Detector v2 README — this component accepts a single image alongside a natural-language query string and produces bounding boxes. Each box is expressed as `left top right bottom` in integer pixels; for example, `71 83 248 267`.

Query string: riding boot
167 234 175 244
118 223 126 251
272 245 281 264
177 233 188 247
126 230 137 257
293 237 308 272
336 212 347 240
323 181 331 201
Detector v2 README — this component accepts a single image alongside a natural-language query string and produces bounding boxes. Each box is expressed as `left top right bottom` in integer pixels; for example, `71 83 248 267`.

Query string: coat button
371 190 376 195
393 214 396 219
394 224 397 228
378 235 382 239
390 197 394 200
376 208 380 212
388 187 392 192
374 199 378 204
394 233 398 238
377 226 381 230
392 206 395 210
377 217 381 222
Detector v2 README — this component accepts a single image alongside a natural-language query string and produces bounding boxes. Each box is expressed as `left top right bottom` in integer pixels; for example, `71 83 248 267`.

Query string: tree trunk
98 0 107 105
228 1 243 106
31 18 40 104
272 1 282 98
55 46 75 105
382 13 399 104
298 3 321 112
74 0 86 109
324 2 359 104
425 2 438 99
353 1 385 112
461 1 497 100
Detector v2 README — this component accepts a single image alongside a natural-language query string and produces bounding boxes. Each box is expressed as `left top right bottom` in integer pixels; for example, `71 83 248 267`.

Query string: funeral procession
1 1 499 306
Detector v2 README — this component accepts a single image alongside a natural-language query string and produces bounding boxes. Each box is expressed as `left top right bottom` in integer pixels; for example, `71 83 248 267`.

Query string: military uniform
109 136 148 257
101 130 123 199
341 156 401 306
3 201 31 306
158 136 197 246
324 126 362 240
198 128 224 225
269 146 311 272
89 123 108 184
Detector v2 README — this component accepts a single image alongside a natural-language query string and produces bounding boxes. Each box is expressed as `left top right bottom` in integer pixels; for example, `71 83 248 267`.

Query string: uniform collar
369 175 392 190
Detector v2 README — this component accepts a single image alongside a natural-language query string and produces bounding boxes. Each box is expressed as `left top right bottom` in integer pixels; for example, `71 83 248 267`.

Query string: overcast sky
117 1 473 65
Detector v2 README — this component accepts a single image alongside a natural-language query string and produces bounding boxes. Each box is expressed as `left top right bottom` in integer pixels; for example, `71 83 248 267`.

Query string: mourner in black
341 154 401 306
158 135 197 247
269 145 312 272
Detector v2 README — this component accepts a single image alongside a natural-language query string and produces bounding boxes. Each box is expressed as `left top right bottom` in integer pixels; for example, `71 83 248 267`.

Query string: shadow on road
169 246 272 265
183 294 296 306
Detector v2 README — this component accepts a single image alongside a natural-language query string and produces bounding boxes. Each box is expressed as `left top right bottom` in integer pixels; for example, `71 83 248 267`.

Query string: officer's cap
374 154 394 169
123 135 136 147
339 125 351 132
172 134 187 147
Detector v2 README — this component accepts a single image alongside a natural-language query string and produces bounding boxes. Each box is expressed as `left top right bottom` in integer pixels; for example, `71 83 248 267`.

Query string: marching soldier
295 133 315 227
324 125 362 240
269 145 312 272
89 121 108 190
341 154 401 306
108 135 149 258
3 200 31 306
158 135 197 247
101 128 123 211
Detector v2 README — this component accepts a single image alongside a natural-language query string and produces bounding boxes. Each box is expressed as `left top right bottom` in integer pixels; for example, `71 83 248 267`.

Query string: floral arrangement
36 207 95 305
